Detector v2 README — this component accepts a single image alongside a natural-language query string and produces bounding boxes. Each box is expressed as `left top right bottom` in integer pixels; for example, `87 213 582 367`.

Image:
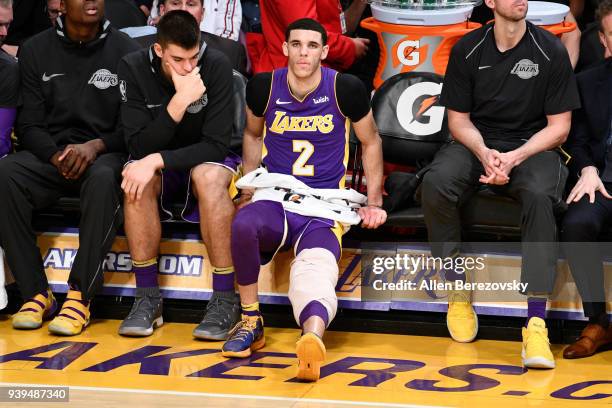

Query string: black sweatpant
0 150 125 302
561 184 612 318
420 141 568 294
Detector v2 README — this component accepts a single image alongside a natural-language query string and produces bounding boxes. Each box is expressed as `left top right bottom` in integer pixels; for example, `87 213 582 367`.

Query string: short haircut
156 9 200 49
597 0 612 32
160 0 202 4
285 18 327 46
0 0 12 9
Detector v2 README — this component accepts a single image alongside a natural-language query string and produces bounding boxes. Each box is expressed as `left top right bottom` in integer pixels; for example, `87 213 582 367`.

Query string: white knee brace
288 248 339 327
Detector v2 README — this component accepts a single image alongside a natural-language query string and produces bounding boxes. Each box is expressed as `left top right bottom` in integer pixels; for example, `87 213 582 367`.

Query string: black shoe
118 287 163 337
193 291 240 340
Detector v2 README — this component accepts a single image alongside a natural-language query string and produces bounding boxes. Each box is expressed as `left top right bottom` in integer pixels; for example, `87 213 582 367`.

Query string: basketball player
0 0 138 336
420 0 580 368
117 10 240 339
221 18 387 382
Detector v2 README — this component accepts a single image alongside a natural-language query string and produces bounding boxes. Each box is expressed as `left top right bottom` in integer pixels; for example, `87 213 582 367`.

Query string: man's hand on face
167 63 206 106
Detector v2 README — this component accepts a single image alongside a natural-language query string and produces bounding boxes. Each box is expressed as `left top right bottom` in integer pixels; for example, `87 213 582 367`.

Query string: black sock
588 312 609 330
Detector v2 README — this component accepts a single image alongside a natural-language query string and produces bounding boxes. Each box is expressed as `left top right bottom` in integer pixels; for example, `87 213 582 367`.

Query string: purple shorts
159 151 241 223
238 200 342 265
231 200 343 287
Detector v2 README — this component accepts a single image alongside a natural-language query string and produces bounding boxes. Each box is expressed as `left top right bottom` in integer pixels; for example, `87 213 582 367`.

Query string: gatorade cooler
361 1 482 89
526 1 576 36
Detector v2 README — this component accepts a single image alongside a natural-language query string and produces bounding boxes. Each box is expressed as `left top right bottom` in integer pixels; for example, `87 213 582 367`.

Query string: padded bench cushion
386 189 522 231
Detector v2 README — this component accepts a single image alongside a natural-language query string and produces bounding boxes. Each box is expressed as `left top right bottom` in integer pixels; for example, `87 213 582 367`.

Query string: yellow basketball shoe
296 332 326 382
48 290 90 336
446 290 478 343
522 317 555 369
12 289 57 329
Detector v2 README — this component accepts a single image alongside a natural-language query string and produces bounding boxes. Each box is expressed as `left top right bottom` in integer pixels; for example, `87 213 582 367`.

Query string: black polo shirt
440 21 580 143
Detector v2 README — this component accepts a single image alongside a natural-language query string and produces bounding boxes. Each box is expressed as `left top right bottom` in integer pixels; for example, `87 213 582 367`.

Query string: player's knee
289 248 339 327
520 188 551 208
420 169 451 206
232 206 262 238
87 164 118 190
191 164 230 197
123 174 160 205
562 212 600 241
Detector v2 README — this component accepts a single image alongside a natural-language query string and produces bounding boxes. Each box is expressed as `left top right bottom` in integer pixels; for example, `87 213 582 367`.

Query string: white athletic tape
289 248 339 327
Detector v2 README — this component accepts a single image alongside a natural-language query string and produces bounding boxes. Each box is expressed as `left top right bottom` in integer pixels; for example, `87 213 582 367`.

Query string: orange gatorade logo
394 39 424 67
360 17 481 88
414 95 440 122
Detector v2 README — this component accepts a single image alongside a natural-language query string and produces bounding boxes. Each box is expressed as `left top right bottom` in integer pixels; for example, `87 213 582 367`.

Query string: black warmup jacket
17 17 140 162
118 44 234 170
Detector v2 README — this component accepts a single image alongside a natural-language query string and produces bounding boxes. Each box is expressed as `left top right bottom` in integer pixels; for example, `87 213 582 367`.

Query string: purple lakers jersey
263 67 350 189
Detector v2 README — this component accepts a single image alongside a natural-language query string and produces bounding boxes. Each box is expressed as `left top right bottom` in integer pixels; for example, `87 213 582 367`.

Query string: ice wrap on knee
289 248 339 327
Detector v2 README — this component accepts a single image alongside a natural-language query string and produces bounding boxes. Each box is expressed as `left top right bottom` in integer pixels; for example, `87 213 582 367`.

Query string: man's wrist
173 94 193 110
86 139 106 154
581 166 599 176
366 197 383 207
510 148 527 166
145 153 165 170
475 145 489 162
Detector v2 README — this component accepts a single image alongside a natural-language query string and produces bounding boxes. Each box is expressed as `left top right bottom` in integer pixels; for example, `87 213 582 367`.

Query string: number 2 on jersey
292 140 314 176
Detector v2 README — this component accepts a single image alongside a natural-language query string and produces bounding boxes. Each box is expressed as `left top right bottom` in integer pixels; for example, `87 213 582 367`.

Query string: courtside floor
0 317 609 407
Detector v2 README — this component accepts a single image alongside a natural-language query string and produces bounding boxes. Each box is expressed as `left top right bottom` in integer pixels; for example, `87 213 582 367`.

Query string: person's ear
321 44 329 61
154 42 164 59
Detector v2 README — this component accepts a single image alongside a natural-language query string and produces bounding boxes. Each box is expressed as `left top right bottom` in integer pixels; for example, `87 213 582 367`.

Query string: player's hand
566 166 612 204
121 155 160 202
351 37 370 60
358 205 387 229
478 148 509 185
50 151 64 175
148 16 160 26
496 151 522 178
57 141 99 180
235 189 254 210
139 5 150 17
167 63 206 106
